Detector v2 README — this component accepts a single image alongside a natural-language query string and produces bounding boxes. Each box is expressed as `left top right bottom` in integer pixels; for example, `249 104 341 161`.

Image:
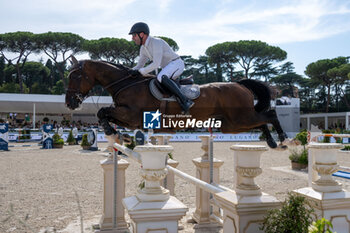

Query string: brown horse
65 56 287 148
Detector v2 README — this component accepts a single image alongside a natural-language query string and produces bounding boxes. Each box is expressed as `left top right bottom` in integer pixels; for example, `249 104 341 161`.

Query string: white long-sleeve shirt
133 36 179 75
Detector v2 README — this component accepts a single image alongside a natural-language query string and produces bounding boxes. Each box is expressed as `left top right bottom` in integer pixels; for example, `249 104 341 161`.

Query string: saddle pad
149 79 200 102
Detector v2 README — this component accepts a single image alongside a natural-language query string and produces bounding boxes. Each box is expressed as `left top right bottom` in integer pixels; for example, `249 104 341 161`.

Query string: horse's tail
237 79 271 112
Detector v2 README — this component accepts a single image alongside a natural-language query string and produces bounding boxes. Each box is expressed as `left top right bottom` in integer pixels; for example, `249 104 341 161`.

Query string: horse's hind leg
265 109 287 143
258 124 277 148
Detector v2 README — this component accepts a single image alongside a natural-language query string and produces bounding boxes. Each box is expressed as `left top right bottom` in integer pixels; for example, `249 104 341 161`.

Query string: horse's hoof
105 128 117 136
275 144 288 151
266 139 277 148
122 134 132 144
283 138 301 146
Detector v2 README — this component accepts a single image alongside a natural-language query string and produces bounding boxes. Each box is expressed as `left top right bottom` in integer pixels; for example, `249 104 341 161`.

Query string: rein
112 78 149 101
68 60 152 105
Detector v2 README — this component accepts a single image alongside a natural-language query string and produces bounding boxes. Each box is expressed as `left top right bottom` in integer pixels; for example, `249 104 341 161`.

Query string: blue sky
1 0 349 75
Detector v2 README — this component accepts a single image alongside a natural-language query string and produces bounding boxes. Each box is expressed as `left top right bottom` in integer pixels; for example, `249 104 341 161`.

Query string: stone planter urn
308 143 343 192
53 143 63 149
134 145 172 202
230 145 268 196
82 145 90 150
291 161 308 170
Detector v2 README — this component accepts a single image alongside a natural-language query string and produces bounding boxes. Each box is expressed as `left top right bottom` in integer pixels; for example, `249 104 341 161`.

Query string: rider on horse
129 22 194 113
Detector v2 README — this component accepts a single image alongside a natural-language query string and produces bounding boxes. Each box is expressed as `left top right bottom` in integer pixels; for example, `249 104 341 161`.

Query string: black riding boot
161 75 194 113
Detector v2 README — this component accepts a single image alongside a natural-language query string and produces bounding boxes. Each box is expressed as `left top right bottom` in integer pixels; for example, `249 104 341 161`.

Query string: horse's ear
70 55 79 66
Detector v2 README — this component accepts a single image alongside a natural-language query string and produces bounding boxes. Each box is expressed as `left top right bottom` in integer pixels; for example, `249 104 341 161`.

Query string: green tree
3 61 50 93
253 62 278 82
36 32 86 88
52 80 65 95
305 56 349 112
45 59 61 89
206 42 236 82
296 77 318 113
0 82 28 93
31 82 50 94
0 56 5 84
327 63 350 110
21 62 50 93
270 62 303 98
83 37 138 66
0 31 39 93
206 40 286 80
232 40 287 79
156 36 179 51
182 55 216 84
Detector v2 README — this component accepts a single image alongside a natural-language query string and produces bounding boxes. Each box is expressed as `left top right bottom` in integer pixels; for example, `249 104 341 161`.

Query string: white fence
97 136 350 233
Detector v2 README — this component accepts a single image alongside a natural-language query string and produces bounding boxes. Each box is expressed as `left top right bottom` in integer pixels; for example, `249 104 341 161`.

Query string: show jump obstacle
0 123 9 151
96 136 350 233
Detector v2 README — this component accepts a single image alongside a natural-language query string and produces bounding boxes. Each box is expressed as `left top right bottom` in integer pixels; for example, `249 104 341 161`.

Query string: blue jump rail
333 171 350 179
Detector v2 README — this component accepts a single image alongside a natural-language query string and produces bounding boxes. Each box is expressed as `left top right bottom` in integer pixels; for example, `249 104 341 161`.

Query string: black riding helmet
129 22 150 35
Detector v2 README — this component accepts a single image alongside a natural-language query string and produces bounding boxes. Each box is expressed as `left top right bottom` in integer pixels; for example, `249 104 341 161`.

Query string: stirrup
181 100 194 114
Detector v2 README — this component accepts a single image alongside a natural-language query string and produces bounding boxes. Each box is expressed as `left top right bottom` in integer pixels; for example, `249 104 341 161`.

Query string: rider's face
132 32 144 45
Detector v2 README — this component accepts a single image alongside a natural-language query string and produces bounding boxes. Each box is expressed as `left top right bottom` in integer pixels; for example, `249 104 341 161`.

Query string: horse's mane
99 61 155 79
103 61 131 72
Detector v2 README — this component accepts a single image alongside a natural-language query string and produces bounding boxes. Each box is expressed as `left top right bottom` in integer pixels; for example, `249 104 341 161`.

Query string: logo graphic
143 110 162 129
0 123 9 134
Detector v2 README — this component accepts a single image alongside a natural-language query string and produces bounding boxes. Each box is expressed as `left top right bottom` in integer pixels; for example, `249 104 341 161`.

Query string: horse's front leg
97 106 133 144
97 107 118 135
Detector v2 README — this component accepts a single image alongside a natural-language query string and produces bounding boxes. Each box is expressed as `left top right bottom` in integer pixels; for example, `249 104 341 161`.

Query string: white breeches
157 58 185 82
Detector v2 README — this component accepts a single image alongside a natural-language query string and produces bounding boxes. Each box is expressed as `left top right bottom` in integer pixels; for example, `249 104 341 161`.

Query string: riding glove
130 69 140 77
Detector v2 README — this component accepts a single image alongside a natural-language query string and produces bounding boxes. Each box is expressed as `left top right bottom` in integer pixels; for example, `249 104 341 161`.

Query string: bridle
66 61 93 103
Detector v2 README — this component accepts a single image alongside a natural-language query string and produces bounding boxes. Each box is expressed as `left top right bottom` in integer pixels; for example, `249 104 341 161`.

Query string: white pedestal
192 157 223 227
123 196 187 233
191 135 223 228
98 158 129 232
294 187 350 233
215 191 280 233
295 142 350 233
166 159 179 196
215 145 280 233
123 145 188 233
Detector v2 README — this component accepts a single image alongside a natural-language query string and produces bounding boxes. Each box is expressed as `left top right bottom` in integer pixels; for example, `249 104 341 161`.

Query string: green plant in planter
322 129 335 134
295 130 308 146
341 145 350 151
53 133 64 144
289 130 308 168
81 134 91 149
66 130 75 145
323 136 331 143
260 192 314 233
125 136 136 150
52 133 64 148
308 218 335 233
289 148 308 164
259 132 266 141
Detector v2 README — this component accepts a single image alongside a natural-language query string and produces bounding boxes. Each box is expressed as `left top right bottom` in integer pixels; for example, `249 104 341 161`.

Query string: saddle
149 76 200 102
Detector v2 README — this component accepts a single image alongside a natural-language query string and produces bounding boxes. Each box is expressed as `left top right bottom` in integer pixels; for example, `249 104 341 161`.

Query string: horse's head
65 56 95 110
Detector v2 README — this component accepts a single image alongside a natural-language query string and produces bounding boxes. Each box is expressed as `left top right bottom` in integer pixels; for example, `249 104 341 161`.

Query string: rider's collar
143 35 151 47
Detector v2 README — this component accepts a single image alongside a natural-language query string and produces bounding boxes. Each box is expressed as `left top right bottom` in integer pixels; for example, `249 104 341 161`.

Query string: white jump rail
114 143 225 195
